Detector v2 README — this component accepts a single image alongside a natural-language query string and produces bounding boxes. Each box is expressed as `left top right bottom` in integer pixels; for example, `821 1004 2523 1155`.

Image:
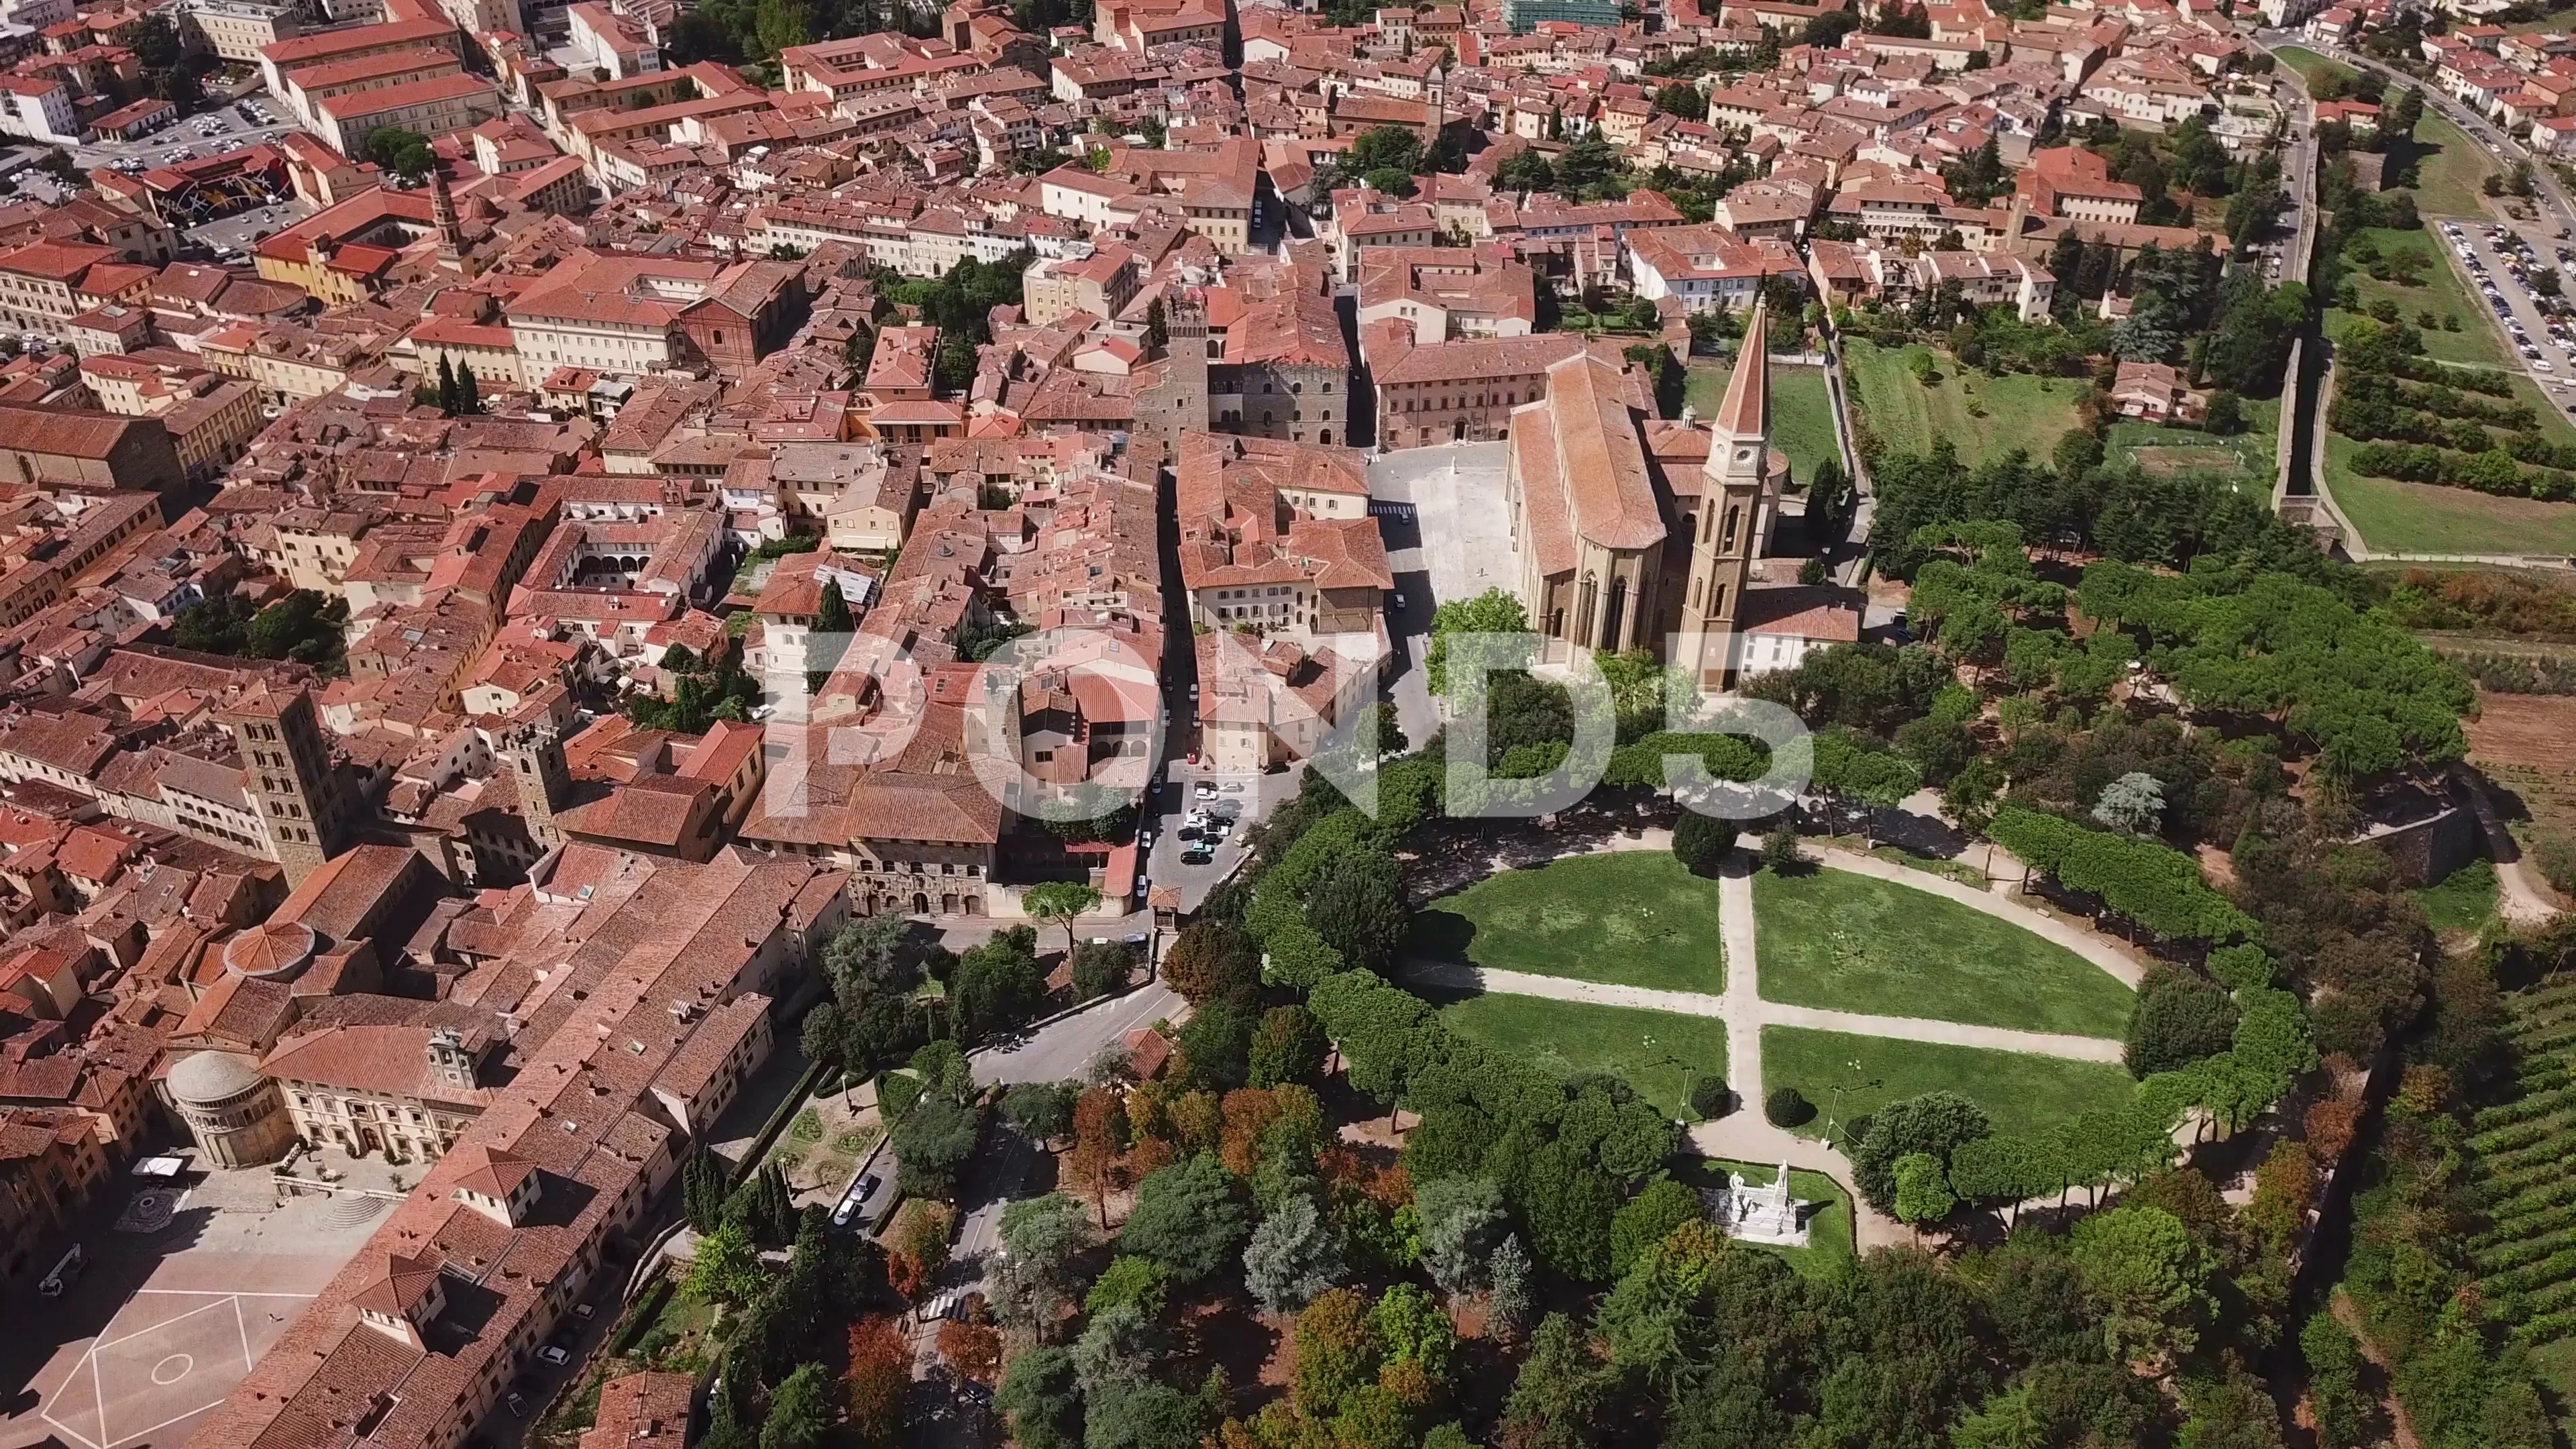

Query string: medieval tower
223 684 353 889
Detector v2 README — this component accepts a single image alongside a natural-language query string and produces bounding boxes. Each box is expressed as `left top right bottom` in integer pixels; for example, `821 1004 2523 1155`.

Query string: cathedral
1504 300 1788 691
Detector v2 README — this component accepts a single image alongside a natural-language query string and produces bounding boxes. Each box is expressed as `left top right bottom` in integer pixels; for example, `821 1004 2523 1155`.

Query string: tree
1761 825 1806 872
1305 848 1408 973
1123 1152 1250 1283
1371 1281 1458 1385
364 126 436 181
1242 1195 1345 1313
952 926 1046 1040
1501 1313 1605 1449
991 1192 1088 1338
891 1097 979 1199
843 1319 910 1446
1176 1002 1254 1091
1892 1152 1956 1233
1160 920 1259 1006
760 1362 835 1449
1609 1177 1705 1277
938 1314 1004 1387
1424 588 1529 694
2092 771 2166 835
2302 1312 2371 1449
1652 80 1707 119
436 354 458 414
683 1148 727 1232
1415 1176 1507 1299
1004 1082 1077 1144
1085 1254 1169 1318
1671 812 1736 876
996 1346 1082 1449
1511 1138 1619 1283
2125 965 2240 1078
1292 1287 1382 1416
1071 941 1131 1000
455 366 481 416
1472 1230 1530 1337
1067 1087 1130 1227
1024 880 1101 961
2070 1203 2211 1363
683 1221 766 1305
1849 1091 1990 1215
1248 1004 1326 1089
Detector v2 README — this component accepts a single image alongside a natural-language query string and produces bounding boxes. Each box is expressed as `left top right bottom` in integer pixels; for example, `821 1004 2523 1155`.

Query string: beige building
264 1023 494 1165
184 0 299 62
165 1050 297 1168
1022 241 1137 327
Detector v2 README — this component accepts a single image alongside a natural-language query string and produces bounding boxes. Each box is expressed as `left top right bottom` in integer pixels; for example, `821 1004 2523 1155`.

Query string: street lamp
1643 1035 1690 1121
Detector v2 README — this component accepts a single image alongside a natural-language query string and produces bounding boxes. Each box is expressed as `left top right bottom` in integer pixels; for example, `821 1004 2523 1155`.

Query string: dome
224 920 317 980
168 1050 263 1106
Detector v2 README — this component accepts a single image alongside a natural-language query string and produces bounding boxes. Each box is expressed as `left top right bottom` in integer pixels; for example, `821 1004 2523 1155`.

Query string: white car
538 1346 570 1365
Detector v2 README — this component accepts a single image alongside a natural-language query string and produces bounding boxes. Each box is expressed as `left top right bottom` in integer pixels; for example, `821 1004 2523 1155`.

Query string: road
2270 34 2576 229
973 978 1185 1087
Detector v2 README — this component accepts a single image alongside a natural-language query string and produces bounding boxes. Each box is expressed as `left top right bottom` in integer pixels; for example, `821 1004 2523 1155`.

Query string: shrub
1761 825 1806 873
1688 1074 1730 1120
1764 1087 1815 1128
1672 813 1737 876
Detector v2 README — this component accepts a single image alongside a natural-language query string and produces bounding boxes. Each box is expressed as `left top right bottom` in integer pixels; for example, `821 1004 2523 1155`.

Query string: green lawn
1673 1158 1856 1279
1409 851 1726 996
2324 227 2510 368
1750 868 2135 1038
2104 394 2280 494
2402 112 2502 221
1686 357 1838 489
2417 859 2500 935
2322 431 2576 554
2320 371 2576 555
1434 993 1727 1120
1772 366 1840 488
1761 1025 2139 1144
2271 45 2357 93
1841 339 2086 468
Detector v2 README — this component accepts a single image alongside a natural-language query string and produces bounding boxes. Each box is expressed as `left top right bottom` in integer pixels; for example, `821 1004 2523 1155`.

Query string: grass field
1409 852 1726 996
1684 357 1840 488
1673 1158 1856 1279
1841 338 2086 468
2104 394 2281 493
2404 112 2502 221
1434 992 1727 1120
2272 45 2356 93
1750 867 2135 1037
2324 226 2512 368
2417 859 2500 936
1761 1025 2140 1144
2322 419 2576 556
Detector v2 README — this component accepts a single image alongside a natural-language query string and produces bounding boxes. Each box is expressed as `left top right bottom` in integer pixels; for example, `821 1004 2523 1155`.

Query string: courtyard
4 1163 398 1449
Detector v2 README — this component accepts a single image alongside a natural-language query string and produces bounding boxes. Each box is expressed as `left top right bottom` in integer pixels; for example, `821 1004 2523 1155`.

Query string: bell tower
223 683 352 888
1678 300 1773 691
497 702 571 852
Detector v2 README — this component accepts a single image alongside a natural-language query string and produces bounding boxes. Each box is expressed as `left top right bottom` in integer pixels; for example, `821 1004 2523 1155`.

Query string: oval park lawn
1406 851 1726 996
1750 866 2135 1038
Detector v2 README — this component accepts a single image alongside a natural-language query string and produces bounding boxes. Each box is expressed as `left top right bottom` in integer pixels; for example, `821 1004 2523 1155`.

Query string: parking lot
71 96 298 176
2439 218 2576 419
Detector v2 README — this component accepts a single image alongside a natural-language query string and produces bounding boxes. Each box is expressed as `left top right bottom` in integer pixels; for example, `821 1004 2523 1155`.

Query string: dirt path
2331 1291 2423 1449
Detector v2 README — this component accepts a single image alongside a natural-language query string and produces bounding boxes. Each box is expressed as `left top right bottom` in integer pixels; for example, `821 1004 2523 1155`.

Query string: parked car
538 1346 570 1365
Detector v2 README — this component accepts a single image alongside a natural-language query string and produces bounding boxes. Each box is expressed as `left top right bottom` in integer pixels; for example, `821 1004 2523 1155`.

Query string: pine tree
684 1150 724 1232
435 354 458 415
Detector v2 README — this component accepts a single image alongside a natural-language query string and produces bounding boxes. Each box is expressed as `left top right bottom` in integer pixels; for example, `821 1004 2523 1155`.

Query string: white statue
1699 1160 1811 1248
